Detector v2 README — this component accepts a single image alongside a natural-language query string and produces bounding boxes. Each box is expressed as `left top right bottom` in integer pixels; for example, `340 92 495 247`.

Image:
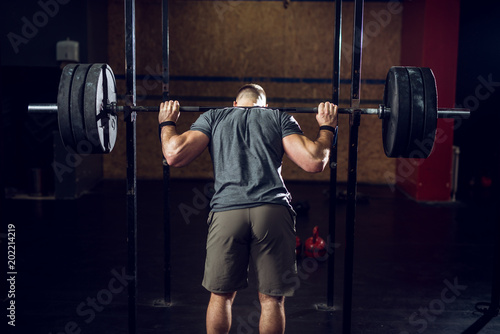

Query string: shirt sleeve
190 110 213 139
280 112 304 138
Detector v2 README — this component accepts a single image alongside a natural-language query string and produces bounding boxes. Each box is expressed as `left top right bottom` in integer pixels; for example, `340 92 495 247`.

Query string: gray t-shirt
190 107 304 212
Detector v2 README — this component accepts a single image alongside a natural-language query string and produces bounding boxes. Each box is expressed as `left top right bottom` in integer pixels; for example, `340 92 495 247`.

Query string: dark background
454 0 500 201
1 0 107 196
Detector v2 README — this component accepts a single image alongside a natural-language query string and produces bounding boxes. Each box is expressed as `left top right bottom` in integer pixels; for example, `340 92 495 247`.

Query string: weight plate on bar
404 67 425 157
382 67 411 158
57 64 78 150
70 64 92 151
84 64 117 153
420 67 438 158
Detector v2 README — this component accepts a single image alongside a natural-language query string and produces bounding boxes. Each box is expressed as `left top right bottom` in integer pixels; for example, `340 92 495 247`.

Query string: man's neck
234 98 266 107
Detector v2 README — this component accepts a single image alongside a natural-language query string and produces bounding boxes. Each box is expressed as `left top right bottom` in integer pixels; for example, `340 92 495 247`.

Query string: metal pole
490 211 500 315
327 0 342 309
162 0 172 306
343 0 364 333
343 112 361 334
124 0 137 333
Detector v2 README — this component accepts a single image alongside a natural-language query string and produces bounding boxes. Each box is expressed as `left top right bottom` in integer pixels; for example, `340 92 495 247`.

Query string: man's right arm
282 102 337 173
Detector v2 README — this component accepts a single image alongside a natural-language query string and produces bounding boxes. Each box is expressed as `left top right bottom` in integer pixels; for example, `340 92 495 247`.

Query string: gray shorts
202 204 298 296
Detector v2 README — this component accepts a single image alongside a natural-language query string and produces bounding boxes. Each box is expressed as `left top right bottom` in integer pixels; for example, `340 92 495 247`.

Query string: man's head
234 84 267 107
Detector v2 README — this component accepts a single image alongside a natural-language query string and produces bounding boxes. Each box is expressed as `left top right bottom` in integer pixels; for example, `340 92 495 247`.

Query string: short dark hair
235 84 266 103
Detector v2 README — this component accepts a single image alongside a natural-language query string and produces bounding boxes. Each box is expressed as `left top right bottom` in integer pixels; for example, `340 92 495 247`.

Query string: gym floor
3 179 500 334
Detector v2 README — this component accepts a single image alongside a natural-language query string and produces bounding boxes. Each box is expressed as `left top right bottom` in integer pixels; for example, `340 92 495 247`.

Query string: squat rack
122 0 363 333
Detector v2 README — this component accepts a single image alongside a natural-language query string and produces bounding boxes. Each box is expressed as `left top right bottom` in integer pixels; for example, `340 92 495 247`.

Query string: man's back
191 107 303 211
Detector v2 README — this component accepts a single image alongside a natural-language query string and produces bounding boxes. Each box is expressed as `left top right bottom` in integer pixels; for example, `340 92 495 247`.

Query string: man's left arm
159 100 210 167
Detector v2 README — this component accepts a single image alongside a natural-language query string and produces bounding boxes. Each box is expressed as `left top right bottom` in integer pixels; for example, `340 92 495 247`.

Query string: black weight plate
57 64 78 150
84 64 118 153
382 67 411 158
70 64 92 152
83 64 105 153
420 67 438 158
404 67 425 157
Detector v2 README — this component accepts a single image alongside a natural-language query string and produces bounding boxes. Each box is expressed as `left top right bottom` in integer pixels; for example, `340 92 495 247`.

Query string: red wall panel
396 0 460 201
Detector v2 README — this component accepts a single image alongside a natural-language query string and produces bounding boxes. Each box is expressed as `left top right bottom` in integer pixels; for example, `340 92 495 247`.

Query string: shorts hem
258 289 296 297
202 284 248 294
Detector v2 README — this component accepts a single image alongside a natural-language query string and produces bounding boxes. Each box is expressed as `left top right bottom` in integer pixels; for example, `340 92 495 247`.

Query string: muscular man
159 84 337 334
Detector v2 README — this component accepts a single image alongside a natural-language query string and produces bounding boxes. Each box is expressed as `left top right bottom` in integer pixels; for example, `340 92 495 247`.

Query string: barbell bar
28 63 470 158
28 103 469 118
28 103 379 114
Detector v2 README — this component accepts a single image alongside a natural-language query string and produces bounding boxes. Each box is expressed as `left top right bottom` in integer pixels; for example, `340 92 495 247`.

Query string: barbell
28 63 469 158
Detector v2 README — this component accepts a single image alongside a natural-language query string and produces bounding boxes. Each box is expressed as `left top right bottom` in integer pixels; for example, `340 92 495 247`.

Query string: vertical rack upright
327 0 342 309
343 0 364 333
124 0 137 333
162 0 172 306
